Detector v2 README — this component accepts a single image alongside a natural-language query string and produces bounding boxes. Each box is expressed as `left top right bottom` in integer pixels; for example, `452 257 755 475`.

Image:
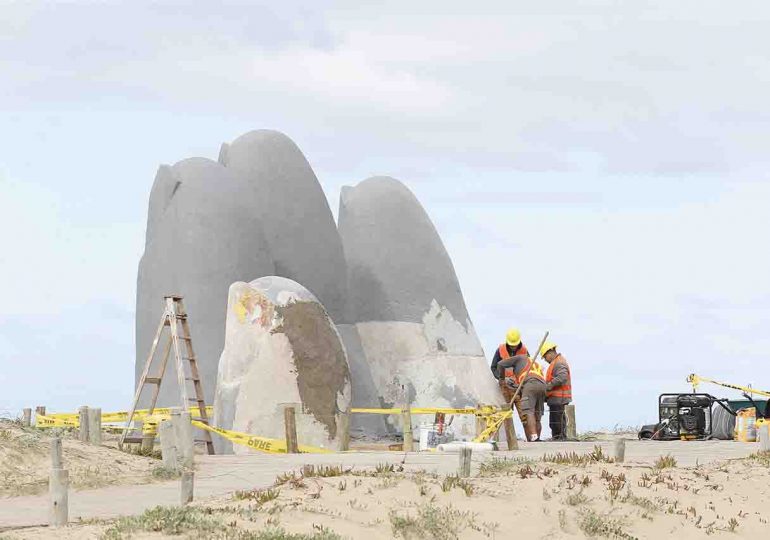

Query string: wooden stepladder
119 295 215 454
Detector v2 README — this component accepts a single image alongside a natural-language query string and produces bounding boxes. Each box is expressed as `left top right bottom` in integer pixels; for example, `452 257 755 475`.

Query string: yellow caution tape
48 405 499 421
36 411 208 431
46 406 213 423
351 408 402 415
191 420 331 454
473 410 514 443
35 414 80 428
351 406 504 416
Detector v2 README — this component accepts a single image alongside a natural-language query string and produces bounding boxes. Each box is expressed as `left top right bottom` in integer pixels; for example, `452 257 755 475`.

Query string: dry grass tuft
542 445 614 466
579 509 638 539
389 503 476 540
653 455 677 470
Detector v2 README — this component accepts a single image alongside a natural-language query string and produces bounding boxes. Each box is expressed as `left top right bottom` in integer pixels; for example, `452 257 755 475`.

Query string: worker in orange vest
540 341 572 440
491 328 546 441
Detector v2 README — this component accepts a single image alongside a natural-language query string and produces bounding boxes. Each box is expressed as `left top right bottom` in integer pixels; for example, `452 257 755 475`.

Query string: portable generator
639 393 732 440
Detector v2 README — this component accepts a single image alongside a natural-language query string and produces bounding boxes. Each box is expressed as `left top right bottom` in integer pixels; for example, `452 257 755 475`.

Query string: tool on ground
119 295 215 454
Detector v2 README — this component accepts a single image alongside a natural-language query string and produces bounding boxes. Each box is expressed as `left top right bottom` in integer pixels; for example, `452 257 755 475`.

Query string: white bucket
418 424 454 451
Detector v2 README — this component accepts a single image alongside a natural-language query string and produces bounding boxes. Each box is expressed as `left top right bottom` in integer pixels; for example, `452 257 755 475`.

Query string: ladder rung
145 377 161 384
122 437 144 444
178 336 192 341
187 398 205 402
185 377 200 382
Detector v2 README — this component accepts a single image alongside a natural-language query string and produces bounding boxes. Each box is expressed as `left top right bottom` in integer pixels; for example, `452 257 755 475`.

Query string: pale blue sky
1 2 769 429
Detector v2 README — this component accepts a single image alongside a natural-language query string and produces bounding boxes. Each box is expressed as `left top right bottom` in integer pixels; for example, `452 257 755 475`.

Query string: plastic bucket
734 408 757 442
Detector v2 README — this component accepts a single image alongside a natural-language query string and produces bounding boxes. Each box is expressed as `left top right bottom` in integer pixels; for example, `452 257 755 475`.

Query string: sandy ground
3 445 768 539
0 419 164 497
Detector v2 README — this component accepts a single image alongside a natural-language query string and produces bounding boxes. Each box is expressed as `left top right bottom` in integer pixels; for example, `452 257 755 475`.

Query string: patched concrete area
338 176 503 436
213 276 351 454
137 130 349 410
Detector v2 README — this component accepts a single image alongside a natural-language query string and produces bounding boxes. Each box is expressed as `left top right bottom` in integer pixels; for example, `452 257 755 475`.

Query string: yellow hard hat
505 328 521 347
540 341 557 357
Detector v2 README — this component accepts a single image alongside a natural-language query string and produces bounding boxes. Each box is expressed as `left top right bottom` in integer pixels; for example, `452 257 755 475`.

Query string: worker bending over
490 328 529 382
491 328 546 441
540 341 572 440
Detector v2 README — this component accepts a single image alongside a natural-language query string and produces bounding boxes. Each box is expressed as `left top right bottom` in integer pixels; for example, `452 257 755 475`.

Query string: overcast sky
1 1 769 431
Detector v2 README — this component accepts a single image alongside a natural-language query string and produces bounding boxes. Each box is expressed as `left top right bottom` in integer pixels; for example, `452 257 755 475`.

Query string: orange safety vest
498 344 544 383
545 354 572 400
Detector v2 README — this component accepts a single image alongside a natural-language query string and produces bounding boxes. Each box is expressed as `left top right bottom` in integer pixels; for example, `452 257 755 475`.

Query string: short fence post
284 406 299 454
159 419 180 471
22 408 32 427
564 405 577 440
49 436 68 527
35 406 46 426
88 408 102 446
458 447 472 478
504 416 517 450
474 405 485 439
759 423 770 452
614 439 626 463
180 471 194 505
141 424 156 453
78 406 90 443
51 437 63 469
401 397 413 452
172 409 194 468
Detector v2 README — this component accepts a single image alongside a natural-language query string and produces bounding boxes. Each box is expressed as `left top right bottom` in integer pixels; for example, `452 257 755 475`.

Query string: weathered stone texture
213 276 351 454
338 176 501 436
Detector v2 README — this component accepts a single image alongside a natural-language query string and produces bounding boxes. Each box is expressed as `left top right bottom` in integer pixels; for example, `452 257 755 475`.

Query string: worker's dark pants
549 403 566 440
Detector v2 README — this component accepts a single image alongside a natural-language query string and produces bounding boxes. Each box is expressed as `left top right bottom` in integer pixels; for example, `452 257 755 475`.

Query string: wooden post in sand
172 409 194 468
22 408 32 427
284 406 299 454
159 419 180 471
614 439 626 463
475 405 485 438
458 447 472 478
49 436 68 527
88 408 102 445
141 429 155 453
35 406 46 426
78 406 90 443
504 416 518 450
759 423 770 452
180 471 194 505
565 405 577 440
50 437 63 469
401 395 413 452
